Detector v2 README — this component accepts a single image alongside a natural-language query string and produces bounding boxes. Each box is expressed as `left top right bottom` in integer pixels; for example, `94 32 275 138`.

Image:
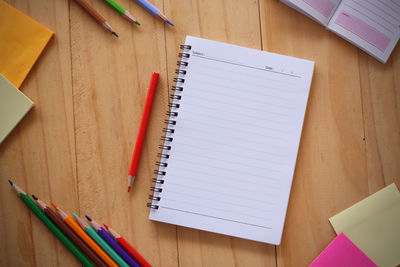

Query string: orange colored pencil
128 72 159 192
52 203 118 267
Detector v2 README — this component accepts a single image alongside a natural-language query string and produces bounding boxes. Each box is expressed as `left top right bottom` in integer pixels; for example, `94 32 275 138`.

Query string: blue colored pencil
133 0 174 26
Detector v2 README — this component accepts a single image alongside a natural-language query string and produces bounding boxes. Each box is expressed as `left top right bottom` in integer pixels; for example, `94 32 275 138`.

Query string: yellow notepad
0 1 53 88
329 183 400 267
0 73 34 143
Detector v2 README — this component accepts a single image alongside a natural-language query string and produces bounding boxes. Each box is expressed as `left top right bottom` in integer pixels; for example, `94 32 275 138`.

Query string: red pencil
104 224 152 267
128 72 159 192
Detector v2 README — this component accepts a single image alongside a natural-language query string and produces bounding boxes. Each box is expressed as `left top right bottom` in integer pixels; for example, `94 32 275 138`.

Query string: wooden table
1 0 399 266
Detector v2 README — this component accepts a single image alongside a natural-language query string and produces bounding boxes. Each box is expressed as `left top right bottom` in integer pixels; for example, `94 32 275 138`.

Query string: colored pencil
104 224 152 267
74 213 129 267
86 216 138 267
103 0 140 25
52 203 118 267
128 72 160 192
32 196 107 267
133 0 173 26
8 181 94 267
74 0 118 37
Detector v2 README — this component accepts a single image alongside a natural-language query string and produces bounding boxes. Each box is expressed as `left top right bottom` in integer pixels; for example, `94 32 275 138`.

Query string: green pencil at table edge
102 0 141 25
8 180 94 267
73 213 129 267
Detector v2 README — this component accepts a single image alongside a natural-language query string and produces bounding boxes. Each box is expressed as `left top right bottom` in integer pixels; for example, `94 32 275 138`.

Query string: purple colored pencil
86 216 140 267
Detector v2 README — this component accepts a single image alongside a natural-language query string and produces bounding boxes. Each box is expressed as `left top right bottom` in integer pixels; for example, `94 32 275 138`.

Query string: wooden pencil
104 224 152 267
74 0 118 37
86 216 137 267
73 213 129 267
32 196 107 267
128 72 159 192
52 203 119 267
8 181 94 267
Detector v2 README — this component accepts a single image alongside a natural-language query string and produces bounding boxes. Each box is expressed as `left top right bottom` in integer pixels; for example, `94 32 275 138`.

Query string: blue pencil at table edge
86 215 140 267
133 0 174 26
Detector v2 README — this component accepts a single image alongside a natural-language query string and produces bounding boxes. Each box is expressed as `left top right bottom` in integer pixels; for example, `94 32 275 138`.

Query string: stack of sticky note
0 1 54 143
0 0 53 88
310 183 400 267
0 74 34 143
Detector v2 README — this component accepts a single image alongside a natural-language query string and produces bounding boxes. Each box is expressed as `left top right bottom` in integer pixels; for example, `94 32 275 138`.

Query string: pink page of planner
309 233 377 267
303 0 335 17
335 11 391 52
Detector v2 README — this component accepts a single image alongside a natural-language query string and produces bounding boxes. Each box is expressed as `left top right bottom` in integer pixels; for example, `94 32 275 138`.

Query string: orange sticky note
0 1 53 88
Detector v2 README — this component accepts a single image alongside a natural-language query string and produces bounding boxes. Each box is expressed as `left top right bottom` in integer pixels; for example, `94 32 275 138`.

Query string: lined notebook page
149 36 314 245
327 0 400 63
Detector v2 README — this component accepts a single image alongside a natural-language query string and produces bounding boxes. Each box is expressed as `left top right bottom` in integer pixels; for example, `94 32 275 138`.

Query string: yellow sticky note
0 73 34 143
0 1 53 88
329 184 400 267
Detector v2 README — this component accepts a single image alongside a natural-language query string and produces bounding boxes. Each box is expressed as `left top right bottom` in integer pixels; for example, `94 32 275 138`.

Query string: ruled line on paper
348 0 397 33
164 159 284 188
188 63 303 88
166 189 276 211
161 196 273 222
377 0 400 17
176 116 292 142
172 139 289 166
361 0 400 24
175 118 292 142
161 193 274 218
165 181 278 207
167 129 292 154
183 84 298 111
178 103 297 129
191 54 302 78
174 131 291 156
184 80 298 105
160 206 273 229
185 98 289 121
189 73 301 95
170 145 288 173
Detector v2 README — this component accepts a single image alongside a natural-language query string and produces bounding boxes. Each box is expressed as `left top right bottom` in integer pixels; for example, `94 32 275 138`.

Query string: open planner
147 36 315 245
281 0 400 63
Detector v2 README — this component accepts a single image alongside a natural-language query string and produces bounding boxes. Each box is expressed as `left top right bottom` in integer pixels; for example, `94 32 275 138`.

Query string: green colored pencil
73 213 129 267
8 180 94 267
103 0 140 25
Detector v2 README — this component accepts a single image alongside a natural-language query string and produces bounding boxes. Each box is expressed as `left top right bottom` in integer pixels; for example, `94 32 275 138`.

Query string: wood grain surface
0 0 399 266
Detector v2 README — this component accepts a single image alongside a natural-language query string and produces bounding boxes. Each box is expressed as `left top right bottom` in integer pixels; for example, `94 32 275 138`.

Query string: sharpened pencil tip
103 224 109 229
31 195 38 200
166 20 174 26
135 21 140 26
72 213 78 218
85 215 92 221
8 180 13 186
127 186 131 192
51 203 58 210
112 31 119 37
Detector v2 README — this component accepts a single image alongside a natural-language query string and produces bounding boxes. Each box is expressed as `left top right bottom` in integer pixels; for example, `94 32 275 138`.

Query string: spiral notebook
148 36 315 245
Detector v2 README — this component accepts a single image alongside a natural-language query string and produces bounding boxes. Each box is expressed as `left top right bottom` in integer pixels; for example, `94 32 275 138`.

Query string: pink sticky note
309 233 378 267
